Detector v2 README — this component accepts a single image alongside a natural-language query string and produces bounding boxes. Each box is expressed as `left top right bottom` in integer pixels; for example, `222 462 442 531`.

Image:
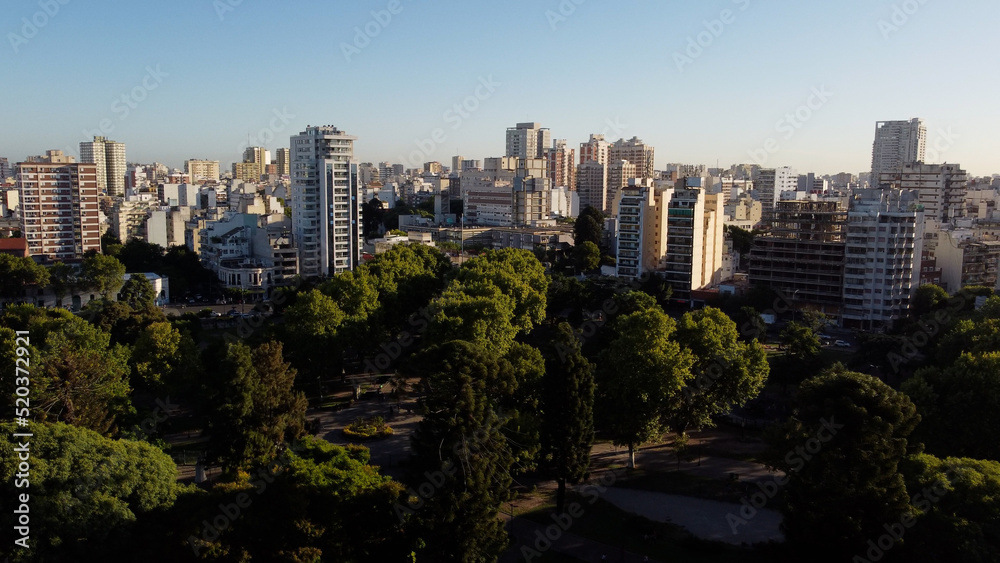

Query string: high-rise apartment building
16 150 101 259
841 189 924 329
579 134 609 166
544 140 576 189
80 136 126 196
506 122 551 160
290 125 361 278
184 160 220 184
754 166 798 215
615 178 724 297
871 118 926 186
276 148 291 176
879 162 967 222
577 160 607 215
0 158 11 181
661 178 724 300
607 160 637 216
609 137 656 180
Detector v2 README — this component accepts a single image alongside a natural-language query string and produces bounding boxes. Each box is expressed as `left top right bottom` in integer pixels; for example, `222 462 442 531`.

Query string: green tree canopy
81 253 126 299
541 323 595 514
667 307 769 434
0 421 178 561
573 206 604 247
766 365 921 561
903 351 1000 461
0 253 50 302
426 280 518 356
406 341 514 562
457 247 549 335
596 308 695 468
208 341 307 474
118 273 158 310
574 240 601 272
894 453 1000 563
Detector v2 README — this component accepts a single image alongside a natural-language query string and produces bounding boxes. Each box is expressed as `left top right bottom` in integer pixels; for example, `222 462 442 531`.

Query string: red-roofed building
0 238 28 257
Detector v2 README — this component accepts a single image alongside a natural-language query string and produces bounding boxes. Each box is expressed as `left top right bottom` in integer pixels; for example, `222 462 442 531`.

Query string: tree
0 421 178 561
457 248 549 336
208 341 307 474
130 321 199 393
574 240 601 272
765 365 921 561
48 262 80 306
405 341 514 562
283 289 345 380
426 280 518 356
32 315 133 435
667 307 769 435
81 253 126 299
911 284 951 318
573 206 604 247
781 321 821 362
596 308 694 468
0 253 50 302
541 323 595 514
361 197 386 240
894 453 1000 563
903 352 1000 461
734 306 767 343
118 273 157 310
185 437 408 562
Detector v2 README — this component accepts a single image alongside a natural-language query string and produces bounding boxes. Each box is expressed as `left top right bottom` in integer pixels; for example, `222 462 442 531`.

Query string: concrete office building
289 125 361 277
16 150 101 259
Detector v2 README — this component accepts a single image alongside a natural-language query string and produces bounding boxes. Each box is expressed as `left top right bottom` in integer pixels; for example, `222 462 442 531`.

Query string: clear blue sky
3 0 998 176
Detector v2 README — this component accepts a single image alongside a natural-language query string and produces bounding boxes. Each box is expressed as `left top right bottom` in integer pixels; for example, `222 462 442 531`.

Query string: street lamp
792 289 800 322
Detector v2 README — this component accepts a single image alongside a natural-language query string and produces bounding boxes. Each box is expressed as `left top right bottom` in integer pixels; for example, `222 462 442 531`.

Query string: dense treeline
2 242 999 561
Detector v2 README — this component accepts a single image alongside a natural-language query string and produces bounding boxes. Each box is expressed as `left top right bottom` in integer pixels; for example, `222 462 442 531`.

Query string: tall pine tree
541 323 595 514
404 341 513 562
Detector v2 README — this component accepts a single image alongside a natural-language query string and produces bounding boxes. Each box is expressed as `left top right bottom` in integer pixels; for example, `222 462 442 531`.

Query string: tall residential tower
289 126 361 278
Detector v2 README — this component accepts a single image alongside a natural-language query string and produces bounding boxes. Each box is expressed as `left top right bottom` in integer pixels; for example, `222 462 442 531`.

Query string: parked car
834 340 851 348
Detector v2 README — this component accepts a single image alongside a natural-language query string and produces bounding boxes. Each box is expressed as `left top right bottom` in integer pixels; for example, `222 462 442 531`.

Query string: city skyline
3 0 999 176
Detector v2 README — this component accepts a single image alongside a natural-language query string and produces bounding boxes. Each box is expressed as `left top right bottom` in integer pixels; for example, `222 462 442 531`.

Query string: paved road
598 488 783 546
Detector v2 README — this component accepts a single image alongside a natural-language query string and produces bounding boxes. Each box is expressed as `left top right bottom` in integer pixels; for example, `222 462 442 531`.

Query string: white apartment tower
842 189 925 328
506 122 551 160
80 136 126 196
871 119 927 186
290 126 361 278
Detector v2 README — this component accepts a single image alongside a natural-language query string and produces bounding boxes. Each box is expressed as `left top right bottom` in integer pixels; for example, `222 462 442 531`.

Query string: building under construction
749 200 847 318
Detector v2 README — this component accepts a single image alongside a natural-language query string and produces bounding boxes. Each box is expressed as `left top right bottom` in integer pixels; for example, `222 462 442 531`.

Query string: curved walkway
598 487 783 546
